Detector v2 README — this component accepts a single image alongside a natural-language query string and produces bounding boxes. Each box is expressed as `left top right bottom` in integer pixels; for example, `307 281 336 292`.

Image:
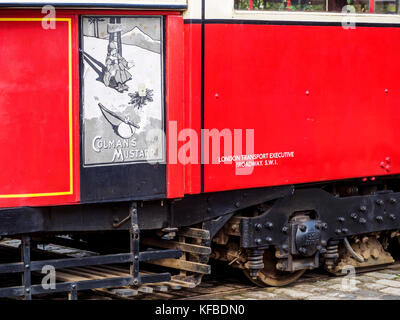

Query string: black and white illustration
81 16 164 166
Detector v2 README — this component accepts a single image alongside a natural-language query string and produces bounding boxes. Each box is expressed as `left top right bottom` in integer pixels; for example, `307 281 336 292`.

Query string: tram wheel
243 249 305 287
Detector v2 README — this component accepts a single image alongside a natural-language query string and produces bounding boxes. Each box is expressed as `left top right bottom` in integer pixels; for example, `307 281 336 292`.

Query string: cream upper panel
203 0 400 24
183 0 202 19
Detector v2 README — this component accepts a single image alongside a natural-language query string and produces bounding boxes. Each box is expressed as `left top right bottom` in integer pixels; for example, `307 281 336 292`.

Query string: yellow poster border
0 18 73 199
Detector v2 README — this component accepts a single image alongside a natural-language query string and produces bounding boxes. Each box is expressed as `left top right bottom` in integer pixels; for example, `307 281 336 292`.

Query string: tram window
234 0 398 13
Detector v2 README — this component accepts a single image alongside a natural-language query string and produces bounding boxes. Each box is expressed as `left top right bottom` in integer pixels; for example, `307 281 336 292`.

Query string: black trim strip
200 0 205 193
184 18 400 28
0 2 187 10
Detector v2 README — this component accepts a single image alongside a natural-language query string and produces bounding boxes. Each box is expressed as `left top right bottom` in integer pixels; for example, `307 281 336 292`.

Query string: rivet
299 247 307 254
385 88 389 93
265 222 273 230
134 255 139 260
376 199 384 206
265 237 272 243
335 229 342 235
342 228 349 234
255 238 262 244
305 90 310 95
26 288 30 293
359 206 367 212
359 218 367 224
322 223 328 230
350 212 358 220
376 216 383 222
337 217 345 223
282 226 288 234
390 198 397 204
25 264 30 269
71 284 76 289
255 223 262 231
390 214 396 220
215 93 219 98
299 225 307 232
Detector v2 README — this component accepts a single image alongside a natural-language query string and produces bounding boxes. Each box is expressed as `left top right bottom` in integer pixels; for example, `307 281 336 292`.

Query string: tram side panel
203 23 400 193
0 14 80 208
0 11 187 208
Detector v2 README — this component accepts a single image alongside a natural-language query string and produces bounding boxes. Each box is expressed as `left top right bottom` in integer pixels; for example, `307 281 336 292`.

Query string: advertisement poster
81 16 165 166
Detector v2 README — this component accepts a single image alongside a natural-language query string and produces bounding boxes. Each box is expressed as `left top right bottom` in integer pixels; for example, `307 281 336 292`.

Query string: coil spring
247 249 264 278
324 240 340 266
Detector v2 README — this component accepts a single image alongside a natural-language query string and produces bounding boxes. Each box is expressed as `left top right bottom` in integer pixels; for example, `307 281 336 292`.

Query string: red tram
1 0 400 298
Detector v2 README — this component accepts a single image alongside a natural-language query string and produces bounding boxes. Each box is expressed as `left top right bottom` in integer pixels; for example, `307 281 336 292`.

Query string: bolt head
390 214 396 220
335 229 342 235
376 216 383 222
282 226 288 234
265 237 272 243
337 217 345 223
359 218 367 224
299 224 307 232
350 212 358 220
299 247 307 254
255 238 262 245
265 222 273 230
390 198 397 204
342 228 348 234
255 223 262 231
360 206 367 212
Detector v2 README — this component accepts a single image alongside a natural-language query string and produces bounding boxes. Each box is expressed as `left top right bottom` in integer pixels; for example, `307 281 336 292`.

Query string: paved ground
211 268 400 300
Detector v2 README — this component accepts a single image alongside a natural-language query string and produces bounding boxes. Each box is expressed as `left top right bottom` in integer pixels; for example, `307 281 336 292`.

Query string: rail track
0 238 399 300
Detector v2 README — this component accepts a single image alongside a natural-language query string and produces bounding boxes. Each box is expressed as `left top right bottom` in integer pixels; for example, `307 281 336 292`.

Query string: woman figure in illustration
103 41 132 93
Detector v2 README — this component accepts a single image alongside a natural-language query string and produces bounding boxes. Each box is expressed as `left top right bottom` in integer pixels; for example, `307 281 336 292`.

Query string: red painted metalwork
249 0 254 10
1 6 400 206
0 13 80 208
0 9 184 207
202 23 400 193
183 23 202 195
166 15 185 198
370 0 375 12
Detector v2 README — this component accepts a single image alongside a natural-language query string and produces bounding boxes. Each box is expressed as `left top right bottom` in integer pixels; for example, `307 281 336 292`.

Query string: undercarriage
2 179 400 298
